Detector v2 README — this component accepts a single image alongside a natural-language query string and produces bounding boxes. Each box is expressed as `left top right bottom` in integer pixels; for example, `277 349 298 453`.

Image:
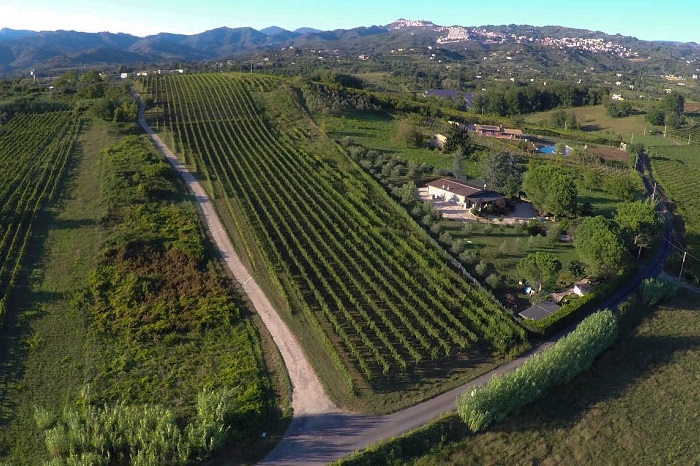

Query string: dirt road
134 96 338 423
136 94 672 465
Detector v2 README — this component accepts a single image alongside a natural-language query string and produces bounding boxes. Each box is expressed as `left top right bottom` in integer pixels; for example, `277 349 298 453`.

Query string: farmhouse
426 178 505 209
474 124 523 139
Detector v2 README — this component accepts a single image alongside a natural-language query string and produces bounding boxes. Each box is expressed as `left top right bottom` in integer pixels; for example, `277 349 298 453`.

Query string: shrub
474 261 489 277
485 274 500 289
459 250 479 265
457 309 618 432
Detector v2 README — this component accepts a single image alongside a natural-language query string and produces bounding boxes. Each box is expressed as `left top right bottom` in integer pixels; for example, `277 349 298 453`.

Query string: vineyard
139 73 526 398
649 144 700 282
0 111 79 321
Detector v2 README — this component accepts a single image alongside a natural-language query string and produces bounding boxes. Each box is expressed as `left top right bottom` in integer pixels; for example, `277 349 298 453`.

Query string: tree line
473 84 606 117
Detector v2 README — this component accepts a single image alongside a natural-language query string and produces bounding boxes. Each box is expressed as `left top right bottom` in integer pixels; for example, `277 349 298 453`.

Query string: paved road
135 92 673 465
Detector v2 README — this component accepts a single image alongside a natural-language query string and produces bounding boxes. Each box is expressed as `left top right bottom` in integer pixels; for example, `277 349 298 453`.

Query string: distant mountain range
0 20 697 75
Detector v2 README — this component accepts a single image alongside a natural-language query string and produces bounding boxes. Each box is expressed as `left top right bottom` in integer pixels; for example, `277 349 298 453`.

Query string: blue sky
1 0 698 43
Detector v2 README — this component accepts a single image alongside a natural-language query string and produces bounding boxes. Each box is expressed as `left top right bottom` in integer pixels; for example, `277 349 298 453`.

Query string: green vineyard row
141 73 526 390
0 111 80 322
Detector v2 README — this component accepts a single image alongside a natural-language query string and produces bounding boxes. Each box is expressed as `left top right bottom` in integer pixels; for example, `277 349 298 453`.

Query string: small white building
574 281 592 296
429 133 447 150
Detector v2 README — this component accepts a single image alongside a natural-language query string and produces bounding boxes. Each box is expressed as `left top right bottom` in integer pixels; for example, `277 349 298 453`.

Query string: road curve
133 95 338 422
135 92 672 465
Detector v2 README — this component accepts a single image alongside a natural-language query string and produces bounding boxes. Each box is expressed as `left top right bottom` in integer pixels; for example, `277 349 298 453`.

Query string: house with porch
426 178 505 210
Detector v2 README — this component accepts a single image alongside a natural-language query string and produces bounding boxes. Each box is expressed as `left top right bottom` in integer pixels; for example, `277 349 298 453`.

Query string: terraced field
140 73 527 405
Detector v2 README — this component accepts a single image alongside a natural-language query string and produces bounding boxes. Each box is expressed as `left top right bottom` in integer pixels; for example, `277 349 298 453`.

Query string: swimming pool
538 145 571 155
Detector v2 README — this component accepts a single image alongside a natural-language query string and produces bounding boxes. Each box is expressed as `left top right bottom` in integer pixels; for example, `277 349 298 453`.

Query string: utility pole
679 250 688 280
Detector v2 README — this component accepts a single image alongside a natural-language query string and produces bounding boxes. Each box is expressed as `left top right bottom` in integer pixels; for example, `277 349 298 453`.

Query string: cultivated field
0 117 280 463
336 290 700 466
0 111 79 321
140 73 528 411
649 144 700 282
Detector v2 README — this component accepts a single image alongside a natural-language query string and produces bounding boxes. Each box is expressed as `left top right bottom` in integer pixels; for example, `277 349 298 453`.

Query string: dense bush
36 386 248 464
457 309 618 432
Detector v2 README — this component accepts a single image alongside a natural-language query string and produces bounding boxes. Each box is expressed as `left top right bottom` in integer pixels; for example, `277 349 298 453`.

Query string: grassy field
321 111 481 176
337 289 700 465
525 104 652 141
0 122 286 464
435 219 578 298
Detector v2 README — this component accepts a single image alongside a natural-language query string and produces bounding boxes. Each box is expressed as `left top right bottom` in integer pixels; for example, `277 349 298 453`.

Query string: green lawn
526 104 650 140
434 217 578 300
337 290 700 465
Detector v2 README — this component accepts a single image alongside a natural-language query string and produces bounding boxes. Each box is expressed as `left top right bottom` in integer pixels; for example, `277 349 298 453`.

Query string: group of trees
574 200 659 278
522 165 578 219
516 198 659 291
645 91 685 129
473 84 605 117
481 152 522 198
606 99 633 118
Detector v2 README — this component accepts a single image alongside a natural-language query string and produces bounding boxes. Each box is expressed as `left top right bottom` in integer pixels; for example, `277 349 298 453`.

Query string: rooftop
519 301 561 321
426 178 502 200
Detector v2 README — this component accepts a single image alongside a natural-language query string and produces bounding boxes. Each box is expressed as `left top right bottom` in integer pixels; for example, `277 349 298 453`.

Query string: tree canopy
482 152 522 198
443 125 474 158
522 164 577 218
614 200 660 251
517 252 562 293
574 215 630 277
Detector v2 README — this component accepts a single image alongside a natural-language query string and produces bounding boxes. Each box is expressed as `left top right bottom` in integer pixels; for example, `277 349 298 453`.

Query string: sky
1 0 698 43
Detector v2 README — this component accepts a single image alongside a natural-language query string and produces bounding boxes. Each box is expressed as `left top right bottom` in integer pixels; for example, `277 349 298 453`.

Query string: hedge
457 309 618 432
519 281 616 336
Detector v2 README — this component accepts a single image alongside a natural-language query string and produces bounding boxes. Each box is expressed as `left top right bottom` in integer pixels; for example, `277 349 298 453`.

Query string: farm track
135 93 672 465
134 94 338 421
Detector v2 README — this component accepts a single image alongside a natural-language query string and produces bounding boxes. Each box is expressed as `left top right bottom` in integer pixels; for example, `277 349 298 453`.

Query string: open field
524 103 678 148
322 112 463 172
139 73 529 413
337 289 700 465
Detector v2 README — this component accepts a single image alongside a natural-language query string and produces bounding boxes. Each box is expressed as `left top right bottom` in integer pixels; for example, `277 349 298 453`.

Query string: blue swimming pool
538 145 571 155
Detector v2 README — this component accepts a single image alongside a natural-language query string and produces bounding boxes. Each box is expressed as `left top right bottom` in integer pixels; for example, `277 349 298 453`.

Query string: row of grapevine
0 111 80 322
649 145 700 281
141 73 526 389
